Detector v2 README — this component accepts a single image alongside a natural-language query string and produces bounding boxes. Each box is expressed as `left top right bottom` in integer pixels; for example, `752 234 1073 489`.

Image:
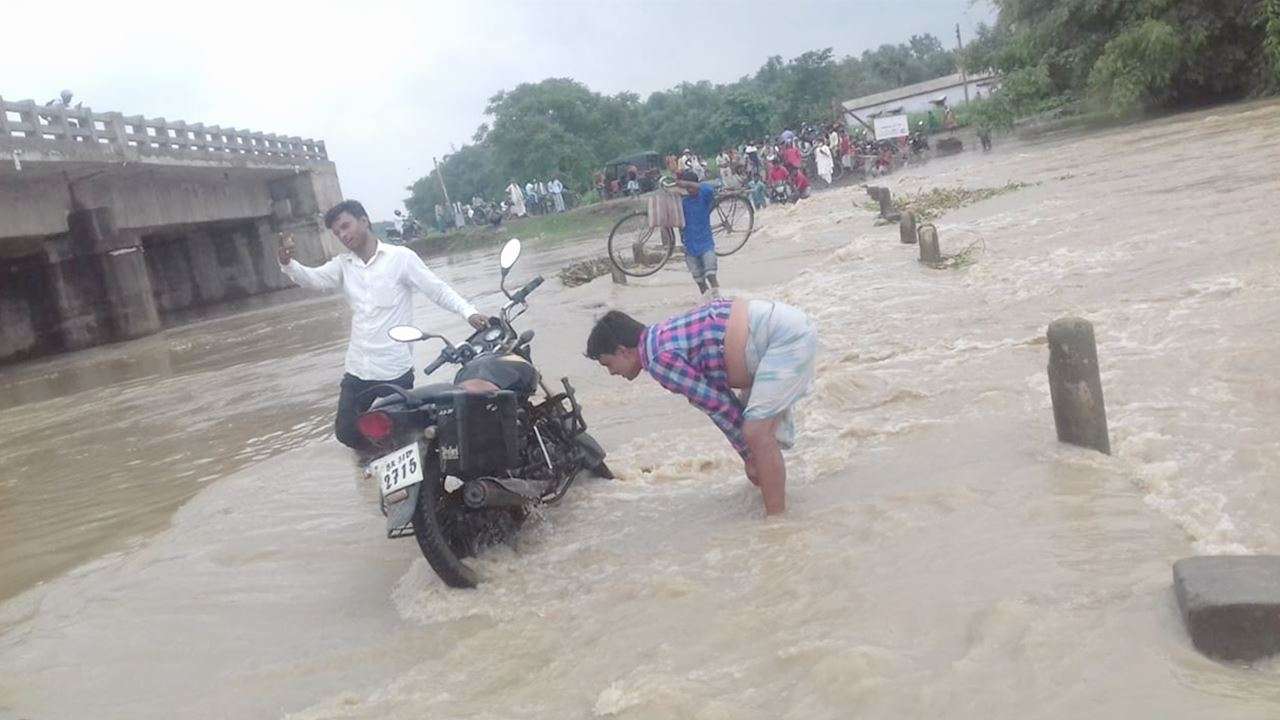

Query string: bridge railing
0 97 328 163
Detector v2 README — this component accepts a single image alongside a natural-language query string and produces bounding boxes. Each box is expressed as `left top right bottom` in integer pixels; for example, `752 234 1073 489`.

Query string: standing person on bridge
277 199 488 459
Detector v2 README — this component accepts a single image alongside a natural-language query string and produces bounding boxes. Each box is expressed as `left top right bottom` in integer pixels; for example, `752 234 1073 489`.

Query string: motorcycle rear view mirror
499 238 522 275
388 325 427 343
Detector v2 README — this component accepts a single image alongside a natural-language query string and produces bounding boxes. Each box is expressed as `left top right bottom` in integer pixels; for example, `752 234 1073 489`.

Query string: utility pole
956 23 970 103
433 156 451 207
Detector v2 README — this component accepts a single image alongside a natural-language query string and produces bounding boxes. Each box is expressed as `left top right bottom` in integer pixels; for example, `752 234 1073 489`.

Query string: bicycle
606 190 755 278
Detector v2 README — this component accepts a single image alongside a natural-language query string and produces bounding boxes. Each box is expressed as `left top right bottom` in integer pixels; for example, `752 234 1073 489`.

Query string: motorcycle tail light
356 411 394 443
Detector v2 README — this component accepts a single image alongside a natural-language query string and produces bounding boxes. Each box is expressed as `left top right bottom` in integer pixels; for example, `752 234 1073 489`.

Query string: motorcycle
392 209 423 242
769 180 796 204
357 239 612 588
909 131 930 157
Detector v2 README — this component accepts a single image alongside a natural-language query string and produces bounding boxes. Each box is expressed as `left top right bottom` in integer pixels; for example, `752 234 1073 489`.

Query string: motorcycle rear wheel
412 453 480 588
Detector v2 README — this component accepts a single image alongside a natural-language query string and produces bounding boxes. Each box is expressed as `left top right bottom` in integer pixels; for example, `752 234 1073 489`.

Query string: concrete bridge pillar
143 235 197 314
213 225 263 298
0 255 54 361
251 218 292 291
184 228 225 305
269 171 344 260
43 207 161 349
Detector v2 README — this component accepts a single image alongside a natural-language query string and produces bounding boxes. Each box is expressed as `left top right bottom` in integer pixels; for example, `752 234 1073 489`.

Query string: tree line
961 0 1280 127
405 34 957 220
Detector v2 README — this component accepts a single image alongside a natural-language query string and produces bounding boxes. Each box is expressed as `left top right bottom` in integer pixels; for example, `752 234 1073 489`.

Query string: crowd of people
419 176 574 235
708 120 924 209
411 107 977 238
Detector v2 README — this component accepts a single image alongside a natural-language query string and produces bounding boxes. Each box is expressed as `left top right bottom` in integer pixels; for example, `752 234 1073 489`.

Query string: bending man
587 299 817 514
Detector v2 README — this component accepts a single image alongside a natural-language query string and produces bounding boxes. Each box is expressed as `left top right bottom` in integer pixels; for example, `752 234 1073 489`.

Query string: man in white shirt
277 199 488 455
548 176 565 213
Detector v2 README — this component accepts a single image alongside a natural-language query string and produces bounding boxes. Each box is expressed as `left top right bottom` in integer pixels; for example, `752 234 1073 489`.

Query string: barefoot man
586 299 817 514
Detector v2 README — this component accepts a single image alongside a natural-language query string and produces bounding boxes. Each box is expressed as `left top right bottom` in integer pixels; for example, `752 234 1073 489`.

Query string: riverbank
409 195 646 257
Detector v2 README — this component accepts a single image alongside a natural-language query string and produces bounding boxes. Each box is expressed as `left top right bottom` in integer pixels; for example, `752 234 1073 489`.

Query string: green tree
1088 19 1184 115
976 0 1273 116
777 49 839 128
484 78 634 191
404 142 499 224
715 89 773 146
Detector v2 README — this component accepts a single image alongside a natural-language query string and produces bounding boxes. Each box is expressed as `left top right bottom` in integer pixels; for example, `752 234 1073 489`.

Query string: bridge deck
0 96 329 174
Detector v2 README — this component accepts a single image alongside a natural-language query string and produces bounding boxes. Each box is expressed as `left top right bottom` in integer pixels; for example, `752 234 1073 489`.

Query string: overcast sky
9 0 994 221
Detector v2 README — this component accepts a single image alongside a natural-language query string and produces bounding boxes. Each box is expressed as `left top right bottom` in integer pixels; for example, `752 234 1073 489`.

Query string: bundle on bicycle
359 239 611 588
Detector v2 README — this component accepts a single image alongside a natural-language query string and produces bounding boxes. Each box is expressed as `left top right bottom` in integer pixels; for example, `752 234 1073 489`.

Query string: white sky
7 0 994 220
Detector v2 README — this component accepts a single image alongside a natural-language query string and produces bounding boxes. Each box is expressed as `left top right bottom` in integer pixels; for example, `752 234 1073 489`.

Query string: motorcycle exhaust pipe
462 478 530 509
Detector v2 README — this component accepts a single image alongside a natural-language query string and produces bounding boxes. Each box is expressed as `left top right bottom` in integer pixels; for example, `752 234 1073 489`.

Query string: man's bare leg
744 416 785 515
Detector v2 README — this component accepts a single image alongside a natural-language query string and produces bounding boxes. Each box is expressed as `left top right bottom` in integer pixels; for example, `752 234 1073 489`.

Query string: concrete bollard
609 262 627 285
899 211 917 244
632 237 649 267
917 224 941 264
1046 317 1110 454
1174 556 1280 661
865 186 900 221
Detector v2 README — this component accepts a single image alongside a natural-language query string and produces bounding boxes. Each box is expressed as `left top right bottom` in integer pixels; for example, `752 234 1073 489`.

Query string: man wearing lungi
586 299 818 515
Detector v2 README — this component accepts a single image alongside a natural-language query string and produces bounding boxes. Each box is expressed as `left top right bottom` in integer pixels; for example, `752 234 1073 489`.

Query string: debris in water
559 256 618 287
891 182 1036 222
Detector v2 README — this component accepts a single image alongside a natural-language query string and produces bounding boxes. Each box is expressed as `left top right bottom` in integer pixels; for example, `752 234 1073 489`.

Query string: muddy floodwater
3 100 1280 719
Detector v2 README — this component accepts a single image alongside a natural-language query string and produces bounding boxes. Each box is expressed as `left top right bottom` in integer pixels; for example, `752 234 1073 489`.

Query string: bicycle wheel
711 194 755 257
607 211 674 277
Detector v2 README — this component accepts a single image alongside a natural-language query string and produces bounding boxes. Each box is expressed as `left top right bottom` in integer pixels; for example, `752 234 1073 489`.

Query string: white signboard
873 114 910 140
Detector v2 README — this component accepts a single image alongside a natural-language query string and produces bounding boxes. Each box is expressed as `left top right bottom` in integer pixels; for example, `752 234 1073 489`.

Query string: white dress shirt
282 241 479 381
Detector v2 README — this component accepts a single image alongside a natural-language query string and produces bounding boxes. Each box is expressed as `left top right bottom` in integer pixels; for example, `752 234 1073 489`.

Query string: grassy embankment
407 196 646 258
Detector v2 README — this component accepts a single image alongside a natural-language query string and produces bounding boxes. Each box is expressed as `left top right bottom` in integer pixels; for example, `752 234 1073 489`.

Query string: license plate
370 441 423 497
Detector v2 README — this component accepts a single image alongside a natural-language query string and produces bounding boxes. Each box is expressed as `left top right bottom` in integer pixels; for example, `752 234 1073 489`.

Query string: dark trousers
335 370 414 452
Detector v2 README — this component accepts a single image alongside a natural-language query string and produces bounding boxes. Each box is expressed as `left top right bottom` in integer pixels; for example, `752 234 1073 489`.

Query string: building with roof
842 72 1000 124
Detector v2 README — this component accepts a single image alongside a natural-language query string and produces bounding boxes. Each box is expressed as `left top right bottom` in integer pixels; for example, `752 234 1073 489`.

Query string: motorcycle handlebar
423 354 448 376
509 275 544 304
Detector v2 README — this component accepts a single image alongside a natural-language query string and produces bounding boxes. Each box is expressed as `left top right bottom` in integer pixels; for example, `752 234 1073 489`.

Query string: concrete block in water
1174 556 1280 661
899 211 917 244
917 224 941 264
1046 317 1110 454
865 186 900 221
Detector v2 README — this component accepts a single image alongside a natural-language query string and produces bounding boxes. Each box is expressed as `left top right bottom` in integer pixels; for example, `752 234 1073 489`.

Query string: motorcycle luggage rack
546 377 588 436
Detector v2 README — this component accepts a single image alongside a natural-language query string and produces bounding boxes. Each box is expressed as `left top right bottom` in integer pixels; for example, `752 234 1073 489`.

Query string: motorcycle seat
404 383 466 405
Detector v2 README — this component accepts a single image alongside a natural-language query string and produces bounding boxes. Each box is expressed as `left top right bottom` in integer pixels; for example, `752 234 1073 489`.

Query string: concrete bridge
0 96 345 364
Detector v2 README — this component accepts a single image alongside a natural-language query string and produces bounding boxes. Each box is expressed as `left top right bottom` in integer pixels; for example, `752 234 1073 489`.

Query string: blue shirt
680 183 716 256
